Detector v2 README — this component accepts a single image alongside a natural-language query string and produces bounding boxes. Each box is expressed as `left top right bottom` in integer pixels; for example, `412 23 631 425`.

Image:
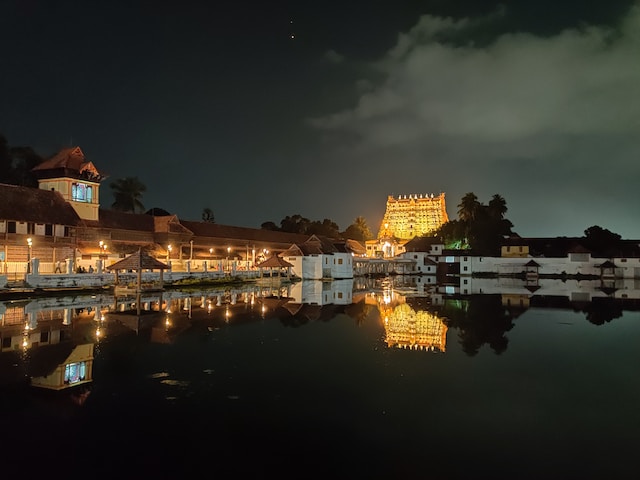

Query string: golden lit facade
382 303 448 352
378 193 449 240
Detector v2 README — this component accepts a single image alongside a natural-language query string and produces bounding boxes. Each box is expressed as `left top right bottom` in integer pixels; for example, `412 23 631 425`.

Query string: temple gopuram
378 193 449 240
366 193 449 258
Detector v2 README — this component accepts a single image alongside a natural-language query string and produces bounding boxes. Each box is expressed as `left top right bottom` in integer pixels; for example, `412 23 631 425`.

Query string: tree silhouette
280 214 311 234
0 134 43 187
583 225 621 255
457 192 481 222
0 134 12 184
343 216 373 241
436 192 515 255
202 207 215 223
261 221 279 231
442 295 517 356
307 218 341 238
488 194 507 220
110 177 146 213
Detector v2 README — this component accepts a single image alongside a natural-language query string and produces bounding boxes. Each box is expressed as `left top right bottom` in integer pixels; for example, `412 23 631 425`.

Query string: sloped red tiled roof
27 342 76 378
256 255 294 268
402 236 442 252
179 220 310 245
567 243 592 254
32 146 86 170
0 183 80 225
32 146 105 179
305 234 338 253
83 209 156 232
153 215 193 234
281 243 323 256
106 249 169 271
336 239 366 255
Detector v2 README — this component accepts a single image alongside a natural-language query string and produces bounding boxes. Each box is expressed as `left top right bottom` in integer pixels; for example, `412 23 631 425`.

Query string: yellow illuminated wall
378 193 449 240
382 303 448 352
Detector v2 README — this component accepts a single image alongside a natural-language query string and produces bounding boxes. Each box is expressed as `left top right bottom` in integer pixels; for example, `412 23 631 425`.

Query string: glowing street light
226 246 231 272
167 244 172 263
26 237 32 273
99 240 107 258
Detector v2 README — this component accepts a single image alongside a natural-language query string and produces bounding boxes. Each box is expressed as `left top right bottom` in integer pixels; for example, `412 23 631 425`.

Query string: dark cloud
310 3 640 237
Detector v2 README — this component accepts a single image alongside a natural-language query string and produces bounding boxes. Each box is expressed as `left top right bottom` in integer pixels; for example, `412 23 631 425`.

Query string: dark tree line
0 134 44 187
434 192 515 256
261 214 373 241
432 192 627 257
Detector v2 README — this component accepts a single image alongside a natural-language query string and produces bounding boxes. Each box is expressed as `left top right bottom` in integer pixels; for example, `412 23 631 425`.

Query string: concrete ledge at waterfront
0 270 266 296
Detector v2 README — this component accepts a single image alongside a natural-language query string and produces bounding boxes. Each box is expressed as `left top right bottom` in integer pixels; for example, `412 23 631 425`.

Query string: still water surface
2 277 640 479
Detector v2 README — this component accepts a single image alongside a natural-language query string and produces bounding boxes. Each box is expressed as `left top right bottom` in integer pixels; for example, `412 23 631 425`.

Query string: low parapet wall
0 270 262 292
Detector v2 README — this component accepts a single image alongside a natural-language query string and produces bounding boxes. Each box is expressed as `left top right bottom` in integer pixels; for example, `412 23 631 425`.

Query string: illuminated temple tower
377 193 449 240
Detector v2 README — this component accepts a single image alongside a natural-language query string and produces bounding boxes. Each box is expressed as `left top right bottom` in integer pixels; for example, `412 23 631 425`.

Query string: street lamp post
99 241 107 258
167 244 172 264
226 247 231 273
26 237 32 274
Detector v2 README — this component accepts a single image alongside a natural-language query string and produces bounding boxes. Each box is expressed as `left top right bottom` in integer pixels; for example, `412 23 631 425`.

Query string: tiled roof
279 235 363 257
336 239 366 255
403 236 442 252
153 215 193 234
106 249 169 271
0 183 80 225
84 209 156 232
304 234 338 253
27 342 76 378
179 220 309 245
281 243 323 256
32 146 105 179
32 146 85 170
280 244 304 256
256 255 294 268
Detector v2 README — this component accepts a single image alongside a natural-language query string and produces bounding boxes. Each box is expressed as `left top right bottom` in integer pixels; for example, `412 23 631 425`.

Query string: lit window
64 362 87 384
72 183 92 203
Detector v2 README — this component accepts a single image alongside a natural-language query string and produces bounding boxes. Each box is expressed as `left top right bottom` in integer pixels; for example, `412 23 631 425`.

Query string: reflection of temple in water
382 303 448 352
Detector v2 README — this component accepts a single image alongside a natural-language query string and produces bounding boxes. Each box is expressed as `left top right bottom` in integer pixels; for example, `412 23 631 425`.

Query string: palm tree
110 177 146 213
457 192 481 222
488 194 507 220
354 216 373 240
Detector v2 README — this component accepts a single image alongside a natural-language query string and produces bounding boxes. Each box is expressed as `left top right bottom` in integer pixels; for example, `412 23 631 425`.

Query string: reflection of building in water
382 302 448 352
0 301 98 390
288 279 354 306
30 343 94 391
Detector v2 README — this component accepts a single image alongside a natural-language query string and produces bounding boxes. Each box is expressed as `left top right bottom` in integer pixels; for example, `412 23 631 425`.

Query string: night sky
2 0 639 238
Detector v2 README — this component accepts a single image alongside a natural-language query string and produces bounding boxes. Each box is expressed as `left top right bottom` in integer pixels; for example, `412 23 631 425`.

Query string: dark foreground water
2 277 640 479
